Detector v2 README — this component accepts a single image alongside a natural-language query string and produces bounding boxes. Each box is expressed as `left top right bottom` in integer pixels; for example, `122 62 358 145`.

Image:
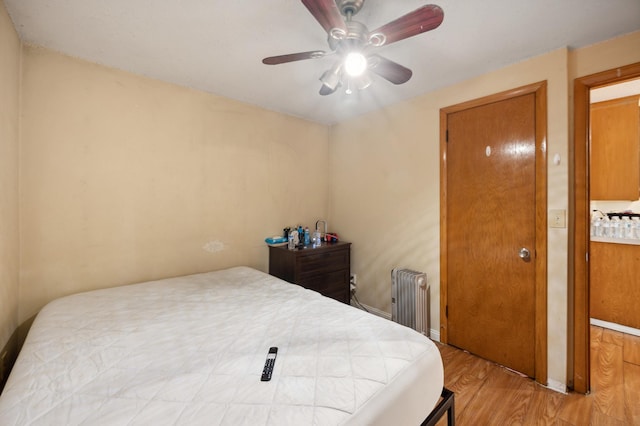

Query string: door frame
440 81 548 385
572 62 640 394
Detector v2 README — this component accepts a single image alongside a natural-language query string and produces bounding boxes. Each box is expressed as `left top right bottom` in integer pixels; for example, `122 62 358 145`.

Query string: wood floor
435 326 640 425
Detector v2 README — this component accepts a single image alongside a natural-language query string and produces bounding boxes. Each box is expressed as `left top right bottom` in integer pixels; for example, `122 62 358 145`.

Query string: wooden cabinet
590 241 640 329
590 95 640 200
268 241 351 304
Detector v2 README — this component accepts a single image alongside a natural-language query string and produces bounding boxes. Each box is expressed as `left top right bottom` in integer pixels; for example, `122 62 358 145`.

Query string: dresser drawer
297 248 349 275
298 269 349 294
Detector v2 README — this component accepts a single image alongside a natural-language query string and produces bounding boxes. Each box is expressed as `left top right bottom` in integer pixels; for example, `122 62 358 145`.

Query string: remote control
261 347 278 381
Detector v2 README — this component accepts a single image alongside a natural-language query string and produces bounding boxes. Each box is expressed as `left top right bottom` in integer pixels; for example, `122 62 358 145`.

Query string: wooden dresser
268 241 351 304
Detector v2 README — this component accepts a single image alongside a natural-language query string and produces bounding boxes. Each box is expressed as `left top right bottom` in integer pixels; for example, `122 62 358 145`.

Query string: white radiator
391 268 429 336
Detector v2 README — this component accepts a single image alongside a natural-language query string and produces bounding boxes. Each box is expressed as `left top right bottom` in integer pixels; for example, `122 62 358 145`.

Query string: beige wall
19 46 329 322
329 31 640 388
0 0 21 350
570 31 640 79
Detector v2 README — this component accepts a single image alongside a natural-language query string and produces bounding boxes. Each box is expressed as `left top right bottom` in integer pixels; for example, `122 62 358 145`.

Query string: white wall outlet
350 274 357 286
549 209 566 228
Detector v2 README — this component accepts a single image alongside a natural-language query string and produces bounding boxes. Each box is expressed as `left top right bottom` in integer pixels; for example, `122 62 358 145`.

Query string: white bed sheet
0 266 443 425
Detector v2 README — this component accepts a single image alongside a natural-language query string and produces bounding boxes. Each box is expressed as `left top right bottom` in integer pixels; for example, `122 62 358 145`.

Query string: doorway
572 62 640 394
440 82 548 383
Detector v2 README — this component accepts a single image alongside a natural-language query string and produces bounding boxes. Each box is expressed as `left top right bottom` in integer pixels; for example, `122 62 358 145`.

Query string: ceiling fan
262 0 444 96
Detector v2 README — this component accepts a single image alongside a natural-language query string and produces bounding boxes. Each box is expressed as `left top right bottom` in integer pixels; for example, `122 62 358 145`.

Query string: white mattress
0 266 443 425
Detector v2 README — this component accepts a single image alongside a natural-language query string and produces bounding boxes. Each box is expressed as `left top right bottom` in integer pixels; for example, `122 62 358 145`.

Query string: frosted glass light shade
344 52 367 77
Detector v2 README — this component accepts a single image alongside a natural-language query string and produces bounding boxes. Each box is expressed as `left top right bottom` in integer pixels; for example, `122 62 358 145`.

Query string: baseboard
590 318 640 337
546 378 567 394
352 301 440 341
429 329 440 342
356 302 391 320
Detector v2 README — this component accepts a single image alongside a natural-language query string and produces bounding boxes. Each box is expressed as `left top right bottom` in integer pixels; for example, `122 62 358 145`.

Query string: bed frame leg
422 387 455 426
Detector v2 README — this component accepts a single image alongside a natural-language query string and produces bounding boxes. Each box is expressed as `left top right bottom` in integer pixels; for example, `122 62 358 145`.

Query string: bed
0 266 450 425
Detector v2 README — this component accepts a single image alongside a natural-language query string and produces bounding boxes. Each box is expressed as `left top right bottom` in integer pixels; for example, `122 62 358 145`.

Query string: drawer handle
306 252 331 260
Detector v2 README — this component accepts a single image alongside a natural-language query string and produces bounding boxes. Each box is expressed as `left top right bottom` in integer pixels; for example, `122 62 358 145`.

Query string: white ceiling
5 0 640 125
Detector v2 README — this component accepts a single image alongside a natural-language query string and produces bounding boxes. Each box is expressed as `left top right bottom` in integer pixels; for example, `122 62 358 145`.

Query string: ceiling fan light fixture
320 63 343 92
264 2 444 96
344 52 367 77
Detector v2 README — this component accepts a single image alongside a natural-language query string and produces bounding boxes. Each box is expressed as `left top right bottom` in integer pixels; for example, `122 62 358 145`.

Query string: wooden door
442 90 540 378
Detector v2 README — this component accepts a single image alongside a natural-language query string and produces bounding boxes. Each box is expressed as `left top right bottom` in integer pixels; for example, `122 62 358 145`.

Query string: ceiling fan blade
370 4 444 46
368 54 412 84
262 50 326 65
301 0 347 34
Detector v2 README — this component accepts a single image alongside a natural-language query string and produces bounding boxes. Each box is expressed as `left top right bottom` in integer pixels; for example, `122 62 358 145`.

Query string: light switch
549 209 566 228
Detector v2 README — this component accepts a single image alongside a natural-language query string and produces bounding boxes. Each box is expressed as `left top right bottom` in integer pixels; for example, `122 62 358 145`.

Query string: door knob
519 247 531 261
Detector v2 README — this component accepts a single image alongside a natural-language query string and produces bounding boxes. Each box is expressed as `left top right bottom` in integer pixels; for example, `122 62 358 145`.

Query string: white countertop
590 236 640 246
